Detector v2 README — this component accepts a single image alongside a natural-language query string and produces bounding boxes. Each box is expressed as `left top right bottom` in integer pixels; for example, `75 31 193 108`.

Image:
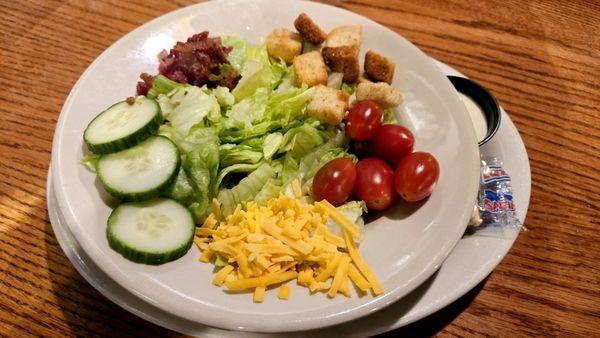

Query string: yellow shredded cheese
196 228 226 237
253 286 266 303
195 193 382 302
328 256 350 298
344 230 383 295
315 252 342 282
278 285 291 300
226 271 298 291
213 265 234 286
339 275 351 297
199 249 214 263
317 200 361 239
348 265 371 292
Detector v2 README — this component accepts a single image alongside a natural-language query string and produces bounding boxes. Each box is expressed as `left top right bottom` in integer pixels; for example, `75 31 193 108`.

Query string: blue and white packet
467 157 522 236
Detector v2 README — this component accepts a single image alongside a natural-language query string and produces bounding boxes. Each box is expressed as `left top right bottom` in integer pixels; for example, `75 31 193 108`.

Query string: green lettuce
263 132 283 160
81 154 100 172
265 85 316 124
217 163 276 216
146 75 188 99
218 120 282 143
278 124 324 158
214 162 263 191
254 178 283 205
184 135 220 222
341 82 355 96
213 86 235 107
326 200 367 241
219 143 263 167
383 108 398 124
158 86 220 134
226 87 269 128
165 168 195 206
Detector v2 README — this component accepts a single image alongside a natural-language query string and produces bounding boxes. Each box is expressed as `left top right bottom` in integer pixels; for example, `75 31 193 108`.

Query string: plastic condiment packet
467 156 522 237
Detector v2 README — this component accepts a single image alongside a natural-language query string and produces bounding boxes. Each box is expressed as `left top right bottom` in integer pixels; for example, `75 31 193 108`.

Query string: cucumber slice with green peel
84 96 163 154
107 198 195 265
97 136 180 201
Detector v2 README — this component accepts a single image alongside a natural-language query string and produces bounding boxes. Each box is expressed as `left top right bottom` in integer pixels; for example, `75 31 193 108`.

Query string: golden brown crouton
364 50 395 84
325 25 362 48
323 25 362 83
293 51 328 87
322 46 360 83
294 13 327 44
307 85 349 125
355 82 403 108
266 28 302 63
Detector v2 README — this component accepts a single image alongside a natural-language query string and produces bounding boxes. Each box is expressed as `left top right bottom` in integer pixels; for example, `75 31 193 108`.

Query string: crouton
325 25 362 48
294 13 327 44
364 50 395 84
307 85 349 125
266 28 302 63
323 25 362 83
293 51 328 87
322 46 360 83
355 82 403 108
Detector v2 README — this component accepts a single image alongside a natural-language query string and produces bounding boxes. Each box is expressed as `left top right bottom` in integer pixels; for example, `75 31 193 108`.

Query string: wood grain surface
0 0 598 336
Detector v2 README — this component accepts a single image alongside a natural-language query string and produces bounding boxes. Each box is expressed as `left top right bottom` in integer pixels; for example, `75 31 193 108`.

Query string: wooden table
1 0 598 336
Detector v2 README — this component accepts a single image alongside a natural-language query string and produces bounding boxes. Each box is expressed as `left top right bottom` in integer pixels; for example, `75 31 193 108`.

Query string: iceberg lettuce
158 86 220 134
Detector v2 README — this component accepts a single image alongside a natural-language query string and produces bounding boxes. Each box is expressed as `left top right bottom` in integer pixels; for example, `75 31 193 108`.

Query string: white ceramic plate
47 60 531 336
51 0 479 331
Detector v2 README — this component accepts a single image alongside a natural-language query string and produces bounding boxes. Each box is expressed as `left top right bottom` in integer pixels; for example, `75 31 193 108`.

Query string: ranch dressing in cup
458 92 488 142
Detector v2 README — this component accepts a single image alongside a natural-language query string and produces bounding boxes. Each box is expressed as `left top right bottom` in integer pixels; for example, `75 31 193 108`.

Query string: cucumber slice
107 198 194 265
84 96 163 154
97 136 180 201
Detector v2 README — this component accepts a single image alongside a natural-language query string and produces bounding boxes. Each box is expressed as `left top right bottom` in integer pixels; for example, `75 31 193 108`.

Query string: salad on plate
81 13 439 302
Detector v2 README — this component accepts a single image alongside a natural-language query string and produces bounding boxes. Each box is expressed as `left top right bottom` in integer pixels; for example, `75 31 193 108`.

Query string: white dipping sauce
458 92 488 142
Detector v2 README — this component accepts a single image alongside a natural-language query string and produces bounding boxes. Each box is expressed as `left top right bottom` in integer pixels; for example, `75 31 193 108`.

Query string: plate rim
50 0 481 332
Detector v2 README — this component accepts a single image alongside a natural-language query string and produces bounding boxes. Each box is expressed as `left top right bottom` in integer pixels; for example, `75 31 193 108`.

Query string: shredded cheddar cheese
194 187 382 302
253 286 266 303
278 285 291 300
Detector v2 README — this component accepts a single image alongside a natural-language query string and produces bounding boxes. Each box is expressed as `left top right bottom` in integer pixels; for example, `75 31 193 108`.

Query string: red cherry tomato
394 152 440 202
368 124 414 165
312 157 357 206
345 100 383 141
354 158 396 211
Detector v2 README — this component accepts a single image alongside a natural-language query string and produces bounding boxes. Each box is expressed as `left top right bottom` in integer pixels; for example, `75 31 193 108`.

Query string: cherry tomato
394 152 440 202
345 100 383 141
368 124 414 165
312 157 357 206
354 158 396 211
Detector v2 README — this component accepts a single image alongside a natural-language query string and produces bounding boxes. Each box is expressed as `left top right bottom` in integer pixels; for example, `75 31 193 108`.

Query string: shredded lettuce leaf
326 200 367 240
183 134 220 222
341 82 355 96
217 163 276 216
219 143 263 167
165 168 196 206
146 75 188 99
263 132 283 160
383 108 398 124
278 124 324 158
213 86 235 107
158 86 220 134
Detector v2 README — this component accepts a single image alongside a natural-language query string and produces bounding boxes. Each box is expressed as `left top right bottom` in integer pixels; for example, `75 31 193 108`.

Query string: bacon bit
125 97 136 105
136 31 240 96
136 73 155 96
